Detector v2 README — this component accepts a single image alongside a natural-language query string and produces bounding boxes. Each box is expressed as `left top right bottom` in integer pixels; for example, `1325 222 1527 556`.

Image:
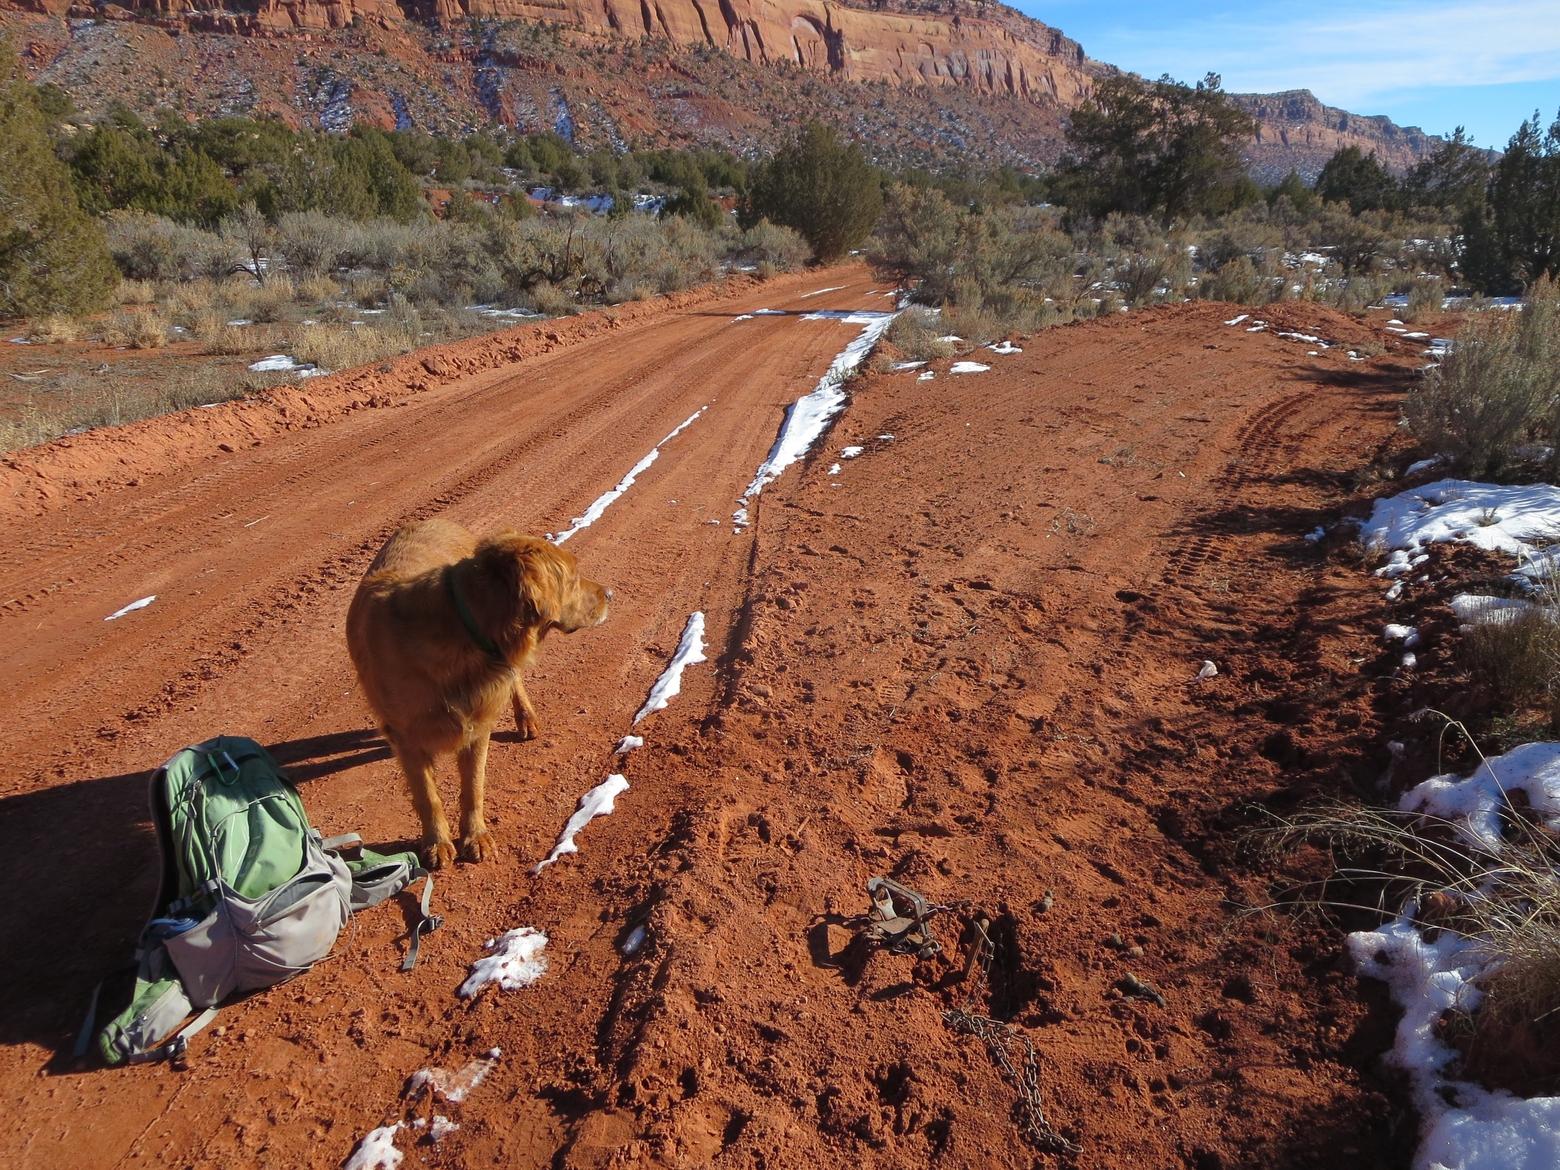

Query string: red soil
0 274 1436 1168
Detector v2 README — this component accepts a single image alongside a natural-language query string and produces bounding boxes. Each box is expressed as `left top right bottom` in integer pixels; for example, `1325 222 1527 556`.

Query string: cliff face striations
7 0 1096 103
0 0 1443 179
1235 89 1445 182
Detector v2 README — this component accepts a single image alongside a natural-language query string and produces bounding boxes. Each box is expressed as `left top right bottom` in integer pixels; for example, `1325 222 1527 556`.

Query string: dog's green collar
444 566 505 663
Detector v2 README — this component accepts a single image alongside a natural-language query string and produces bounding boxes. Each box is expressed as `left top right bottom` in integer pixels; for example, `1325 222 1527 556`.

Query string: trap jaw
864 877 944 960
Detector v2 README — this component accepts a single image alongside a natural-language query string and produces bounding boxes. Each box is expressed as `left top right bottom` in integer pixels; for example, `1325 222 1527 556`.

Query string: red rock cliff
25 0 1094 104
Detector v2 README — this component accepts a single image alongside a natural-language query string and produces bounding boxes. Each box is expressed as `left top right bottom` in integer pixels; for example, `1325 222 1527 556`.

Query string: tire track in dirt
0 297 1415 1170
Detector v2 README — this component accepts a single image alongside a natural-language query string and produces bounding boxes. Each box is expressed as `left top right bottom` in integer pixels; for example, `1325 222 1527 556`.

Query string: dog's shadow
0 727 394 1071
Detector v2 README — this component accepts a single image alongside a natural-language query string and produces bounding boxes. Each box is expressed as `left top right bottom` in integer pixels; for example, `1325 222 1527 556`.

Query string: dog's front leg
457 734 497 862
399 746 456 870
512 675 541 740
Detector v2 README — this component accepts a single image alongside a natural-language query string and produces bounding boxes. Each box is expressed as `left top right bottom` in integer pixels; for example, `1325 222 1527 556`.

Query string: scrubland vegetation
4 19 1560 451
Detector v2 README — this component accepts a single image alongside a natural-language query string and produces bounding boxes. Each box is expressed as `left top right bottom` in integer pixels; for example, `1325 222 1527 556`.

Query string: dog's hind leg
397 743 456 870
457 734 497 862
512 676 541 741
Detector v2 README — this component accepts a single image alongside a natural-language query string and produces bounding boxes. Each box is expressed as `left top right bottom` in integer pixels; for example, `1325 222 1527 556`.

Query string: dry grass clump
101 310 170 349
1460 561 1560 729
524 281 577 317
1462 603 1560 725
1405 278 1560 478
943 291 1055 346
290 321 418 372
1277 791 1560 1062
157 278 224 324
26 314 83 344
1404 276 1447 323
226 275 298 325
1198 256 1275 306
294 274 343 304
885 307 958 361
0 366 250 451
116 279 157 306
189 312 248 356
1320 274 1391 312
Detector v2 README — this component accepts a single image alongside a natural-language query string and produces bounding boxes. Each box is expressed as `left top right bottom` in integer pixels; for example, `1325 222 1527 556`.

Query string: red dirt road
0 275 1423 1169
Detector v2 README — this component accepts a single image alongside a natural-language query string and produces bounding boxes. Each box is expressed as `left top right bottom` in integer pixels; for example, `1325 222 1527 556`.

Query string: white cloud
1094 1 1560 113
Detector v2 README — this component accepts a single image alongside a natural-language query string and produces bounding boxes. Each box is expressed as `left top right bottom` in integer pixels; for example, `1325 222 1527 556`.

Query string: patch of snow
798 285 847 299
407 1052 500 1104
1449 594 1536 627
469 305 542 320
1406 456 1446 477
753 308 787 316
1403 331 1430 340
621 924 648 956
937 334 964 343
1363 480 1560 568
248 354 303 372
1386 580 1405 602
1426 339 1454 358
634 611 707 723
740 311 897 500
1383 623 1421 647
1402 652 1417 669
1223 314 1249 326
427 1117 458 1143
1348 743 1560 1170
840 445 865 459
828 463 842 475
1304 526 1326 543
988 340 1023 355
949 361 991 374
918 370 935 382
1195 660 1218 681
1403 741 1560 852
1276 331 1330 347
7 337 32 345
551 409 705 544
344 1124 403 1170
615 735 644 754
534 776 629 874
891 361 926 370
1246 323 1268 333
249 354 326 378
457 928 549 995
225 318 252 327
105 595 156 621
799 310 893 324
731 314 754 322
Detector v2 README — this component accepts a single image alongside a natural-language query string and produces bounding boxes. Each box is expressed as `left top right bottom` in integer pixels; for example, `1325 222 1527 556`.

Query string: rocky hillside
0 0 1442 180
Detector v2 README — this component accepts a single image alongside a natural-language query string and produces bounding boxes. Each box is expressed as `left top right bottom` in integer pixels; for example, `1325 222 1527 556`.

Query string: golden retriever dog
346 518 610 868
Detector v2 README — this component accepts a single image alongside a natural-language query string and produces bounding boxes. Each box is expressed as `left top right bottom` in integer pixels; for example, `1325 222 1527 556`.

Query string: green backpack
84 735 439 1066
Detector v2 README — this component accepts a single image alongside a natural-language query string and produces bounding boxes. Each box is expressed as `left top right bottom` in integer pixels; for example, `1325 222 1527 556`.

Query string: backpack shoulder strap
324 836 442 970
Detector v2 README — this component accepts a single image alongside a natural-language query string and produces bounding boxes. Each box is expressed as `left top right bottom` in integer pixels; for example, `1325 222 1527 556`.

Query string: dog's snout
605 587 614 601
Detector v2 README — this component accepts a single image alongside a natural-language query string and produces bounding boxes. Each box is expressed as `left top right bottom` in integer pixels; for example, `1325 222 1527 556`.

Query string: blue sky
1012 1 1560 148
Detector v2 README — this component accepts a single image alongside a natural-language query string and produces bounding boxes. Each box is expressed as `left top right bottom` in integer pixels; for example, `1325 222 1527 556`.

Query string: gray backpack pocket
164 843 351 1005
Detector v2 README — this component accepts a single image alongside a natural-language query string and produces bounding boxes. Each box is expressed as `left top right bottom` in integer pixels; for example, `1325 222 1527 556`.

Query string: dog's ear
472 533 566 632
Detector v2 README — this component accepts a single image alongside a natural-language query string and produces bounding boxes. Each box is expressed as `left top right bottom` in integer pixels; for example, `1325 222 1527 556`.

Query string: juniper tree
0 34 116 316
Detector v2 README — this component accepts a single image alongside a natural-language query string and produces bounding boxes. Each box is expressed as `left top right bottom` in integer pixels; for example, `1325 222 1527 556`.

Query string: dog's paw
514 708 541 741
423 839 457 871
459 828 497 863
